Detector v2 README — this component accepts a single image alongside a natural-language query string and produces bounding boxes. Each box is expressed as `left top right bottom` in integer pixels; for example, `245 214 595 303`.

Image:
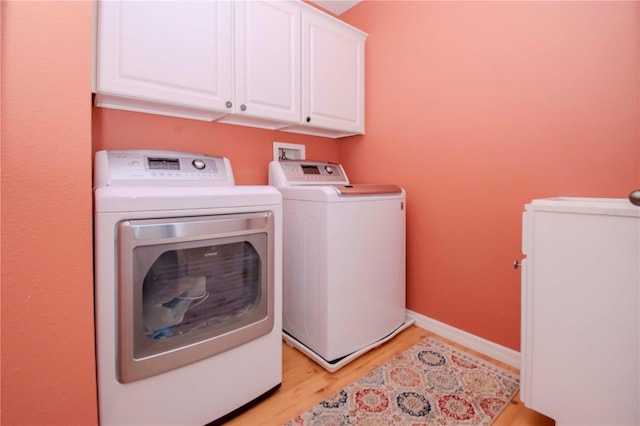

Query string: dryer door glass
116 212 275 383
139 240 263 342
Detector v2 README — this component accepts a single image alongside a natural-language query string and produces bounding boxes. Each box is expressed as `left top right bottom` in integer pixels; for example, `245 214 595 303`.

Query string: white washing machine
94 150 282 425
269 160 414 372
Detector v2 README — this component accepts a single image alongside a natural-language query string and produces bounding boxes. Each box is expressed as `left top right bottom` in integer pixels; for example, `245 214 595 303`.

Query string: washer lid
276 185 405 202
332 184 403 196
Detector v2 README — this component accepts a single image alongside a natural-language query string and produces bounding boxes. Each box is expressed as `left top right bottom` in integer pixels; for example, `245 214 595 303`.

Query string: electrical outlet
273 142 305 161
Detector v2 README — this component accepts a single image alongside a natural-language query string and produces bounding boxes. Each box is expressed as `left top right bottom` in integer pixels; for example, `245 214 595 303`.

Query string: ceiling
309 0 361 15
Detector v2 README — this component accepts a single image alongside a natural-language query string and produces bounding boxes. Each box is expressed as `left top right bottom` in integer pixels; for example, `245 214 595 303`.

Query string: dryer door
116 212 275 383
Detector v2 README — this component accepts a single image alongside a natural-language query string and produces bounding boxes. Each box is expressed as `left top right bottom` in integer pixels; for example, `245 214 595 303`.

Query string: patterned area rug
285 337 519 425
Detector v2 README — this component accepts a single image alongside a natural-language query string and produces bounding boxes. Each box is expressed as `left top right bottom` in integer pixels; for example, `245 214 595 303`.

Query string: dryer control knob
324 166 334 174
192 159 206 170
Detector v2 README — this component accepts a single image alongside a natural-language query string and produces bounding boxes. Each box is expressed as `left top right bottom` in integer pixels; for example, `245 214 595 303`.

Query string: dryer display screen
148 157 180 170
301 165 320 175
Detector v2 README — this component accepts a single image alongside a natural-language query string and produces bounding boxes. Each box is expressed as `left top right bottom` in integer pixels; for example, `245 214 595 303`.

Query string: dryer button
324 166 334 174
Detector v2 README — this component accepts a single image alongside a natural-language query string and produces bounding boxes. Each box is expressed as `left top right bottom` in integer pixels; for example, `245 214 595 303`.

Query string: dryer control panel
94 150 234 187
269 160 349 186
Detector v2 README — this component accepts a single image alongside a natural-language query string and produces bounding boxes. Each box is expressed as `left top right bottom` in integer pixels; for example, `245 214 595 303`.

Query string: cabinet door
230 0 301 125
522 208 639 424
95 1 233 121
300 9 366 135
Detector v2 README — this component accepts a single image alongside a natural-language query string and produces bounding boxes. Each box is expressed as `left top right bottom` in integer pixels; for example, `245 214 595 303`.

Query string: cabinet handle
225 101 232 108
306 116 311 123
240 104 247 112
514 260 522 269
630 190 640 206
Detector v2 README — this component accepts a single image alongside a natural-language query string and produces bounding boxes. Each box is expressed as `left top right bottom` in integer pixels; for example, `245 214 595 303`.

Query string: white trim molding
406 310 521 369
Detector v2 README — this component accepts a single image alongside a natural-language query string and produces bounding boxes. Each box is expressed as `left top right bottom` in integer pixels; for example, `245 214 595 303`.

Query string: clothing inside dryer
140 242 262 340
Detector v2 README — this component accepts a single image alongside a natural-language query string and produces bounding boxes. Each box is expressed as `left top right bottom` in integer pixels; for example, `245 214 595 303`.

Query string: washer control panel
269 160 349 186
94 150 234 187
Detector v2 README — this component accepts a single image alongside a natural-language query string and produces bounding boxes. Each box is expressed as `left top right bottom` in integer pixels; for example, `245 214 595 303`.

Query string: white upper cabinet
283 5 366 137
218 1 301 129
94 0 367 138
95 1 233 121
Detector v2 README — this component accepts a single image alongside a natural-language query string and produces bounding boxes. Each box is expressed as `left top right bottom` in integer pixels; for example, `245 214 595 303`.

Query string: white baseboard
406 309 521 369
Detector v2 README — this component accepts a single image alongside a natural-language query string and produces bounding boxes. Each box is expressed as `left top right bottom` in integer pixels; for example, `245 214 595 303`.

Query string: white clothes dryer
269 160 414 372
94 150 282 425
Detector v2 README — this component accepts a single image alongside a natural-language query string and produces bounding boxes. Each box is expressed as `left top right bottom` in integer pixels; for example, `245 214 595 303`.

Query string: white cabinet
282 4 366 138
218 0 301 129
94 0 367 138
520 197 640 425
94 1 233 121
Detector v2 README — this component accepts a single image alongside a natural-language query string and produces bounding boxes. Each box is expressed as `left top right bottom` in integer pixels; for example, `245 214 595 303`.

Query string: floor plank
223 325 555 425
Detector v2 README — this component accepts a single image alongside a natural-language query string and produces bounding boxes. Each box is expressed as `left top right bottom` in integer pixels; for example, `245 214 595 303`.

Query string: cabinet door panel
521 207 639 424
96 1 232 119
301 10 365 134
233 1 301 123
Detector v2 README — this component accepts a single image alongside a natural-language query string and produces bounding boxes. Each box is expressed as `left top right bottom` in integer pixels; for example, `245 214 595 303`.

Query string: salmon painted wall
92 110 341 183
339 1 639 350
1 1 97 425
1 1 639 424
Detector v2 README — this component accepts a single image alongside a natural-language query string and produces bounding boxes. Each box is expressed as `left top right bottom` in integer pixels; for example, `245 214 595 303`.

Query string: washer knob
192 159 206 170
324 166 334 174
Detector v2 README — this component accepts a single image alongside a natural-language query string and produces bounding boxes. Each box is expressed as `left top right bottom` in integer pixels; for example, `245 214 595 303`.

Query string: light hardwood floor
224 325 555 425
